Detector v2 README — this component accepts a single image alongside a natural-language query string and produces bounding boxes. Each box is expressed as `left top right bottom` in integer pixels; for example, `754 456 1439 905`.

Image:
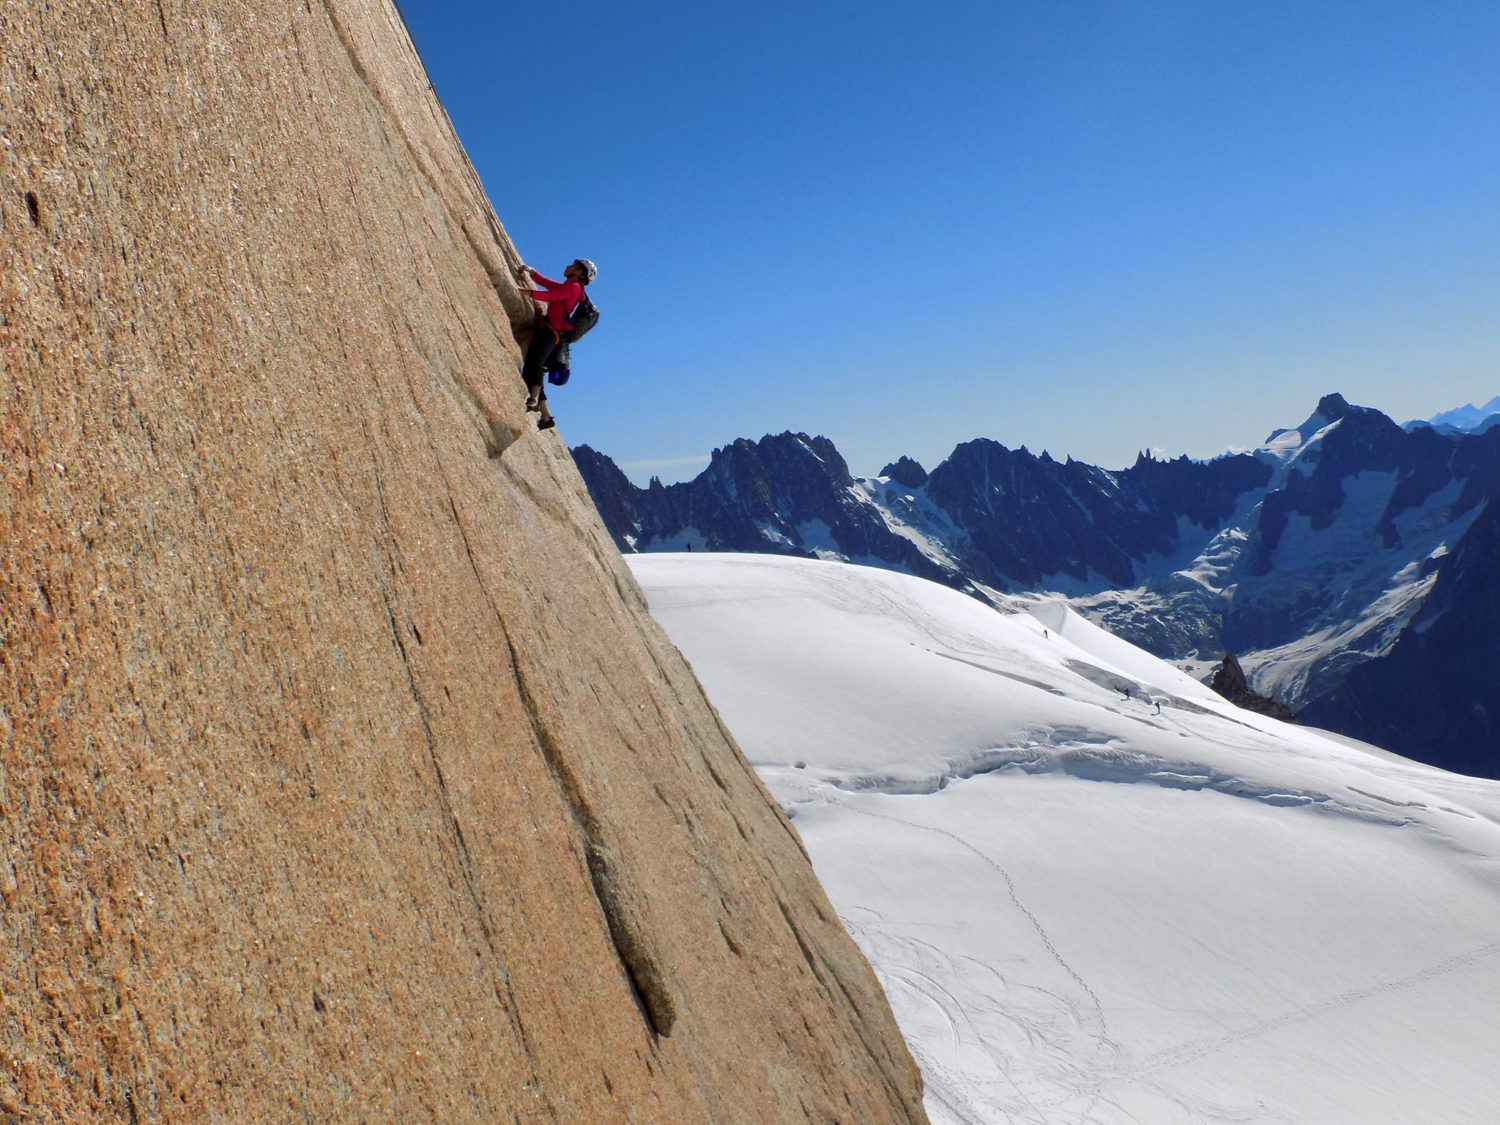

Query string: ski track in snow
839 798 1122 1125
847 784 1500 1122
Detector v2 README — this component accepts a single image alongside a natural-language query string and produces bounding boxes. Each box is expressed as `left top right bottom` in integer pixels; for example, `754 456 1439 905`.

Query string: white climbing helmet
573 258 597 285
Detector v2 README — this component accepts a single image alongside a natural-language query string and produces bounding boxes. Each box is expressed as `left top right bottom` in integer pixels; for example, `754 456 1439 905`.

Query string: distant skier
517 258 597 430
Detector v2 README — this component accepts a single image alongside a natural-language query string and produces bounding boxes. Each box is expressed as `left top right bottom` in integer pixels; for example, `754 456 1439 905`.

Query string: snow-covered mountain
1407 394 1500 435
630 552 1500 1124
575 394 1500 777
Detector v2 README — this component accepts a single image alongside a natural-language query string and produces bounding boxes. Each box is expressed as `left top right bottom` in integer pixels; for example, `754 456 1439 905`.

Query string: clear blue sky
398 1 1500 484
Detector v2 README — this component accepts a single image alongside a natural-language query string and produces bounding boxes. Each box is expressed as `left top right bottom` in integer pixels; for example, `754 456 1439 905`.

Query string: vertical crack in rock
375 582 563 1113
153 0 170 55
500 629 677 1040
434 477 676 1042
350 396 562 1093
377 585 492 946
585 838 677 1039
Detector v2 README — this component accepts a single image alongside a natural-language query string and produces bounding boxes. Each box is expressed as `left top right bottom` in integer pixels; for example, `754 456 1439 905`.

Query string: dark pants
521 322 560 401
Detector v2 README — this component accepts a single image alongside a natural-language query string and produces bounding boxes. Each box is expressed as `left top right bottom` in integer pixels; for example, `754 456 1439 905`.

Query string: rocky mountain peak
1316 392 1353 421
881 456 929 488
1210 654 1299 721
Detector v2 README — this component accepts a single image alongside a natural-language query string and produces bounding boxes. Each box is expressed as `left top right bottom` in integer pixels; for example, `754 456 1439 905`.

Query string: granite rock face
0 2 924 1121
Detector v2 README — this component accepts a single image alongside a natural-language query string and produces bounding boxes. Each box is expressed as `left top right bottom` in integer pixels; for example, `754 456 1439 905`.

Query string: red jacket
529 272 584 334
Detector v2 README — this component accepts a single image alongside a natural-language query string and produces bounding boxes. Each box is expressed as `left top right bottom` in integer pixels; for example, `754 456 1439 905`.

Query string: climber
517 258 596 431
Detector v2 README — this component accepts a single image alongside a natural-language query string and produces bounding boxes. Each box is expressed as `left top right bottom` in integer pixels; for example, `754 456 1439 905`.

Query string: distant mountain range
573 394 1500 778
1406 394 1500 436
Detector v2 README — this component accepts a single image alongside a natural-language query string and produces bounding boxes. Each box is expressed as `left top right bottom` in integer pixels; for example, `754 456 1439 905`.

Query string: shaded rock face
921 442 1270 588
574 433 954 586
1222 410 1499 659
0 3 924 1122
576 434 1270 596
1245 395 1431 576
1300 493 1500 777
880 456 928 488
1209 654 1299 723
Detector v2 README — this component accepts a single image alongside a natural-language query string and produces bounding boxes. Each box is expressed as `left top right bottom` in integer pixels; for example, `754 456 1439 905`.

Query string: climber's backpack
563 292 599 343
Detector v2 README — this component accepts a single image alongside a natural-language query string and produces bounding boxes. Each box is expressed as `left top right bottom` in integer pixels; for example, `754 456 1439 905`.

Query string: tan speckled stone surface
0 2 926 1120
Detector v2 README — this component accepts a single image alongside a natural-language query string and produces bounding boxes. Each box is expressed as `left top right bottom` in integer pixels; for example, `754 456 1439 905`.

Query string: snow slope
630 553 1500 1125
